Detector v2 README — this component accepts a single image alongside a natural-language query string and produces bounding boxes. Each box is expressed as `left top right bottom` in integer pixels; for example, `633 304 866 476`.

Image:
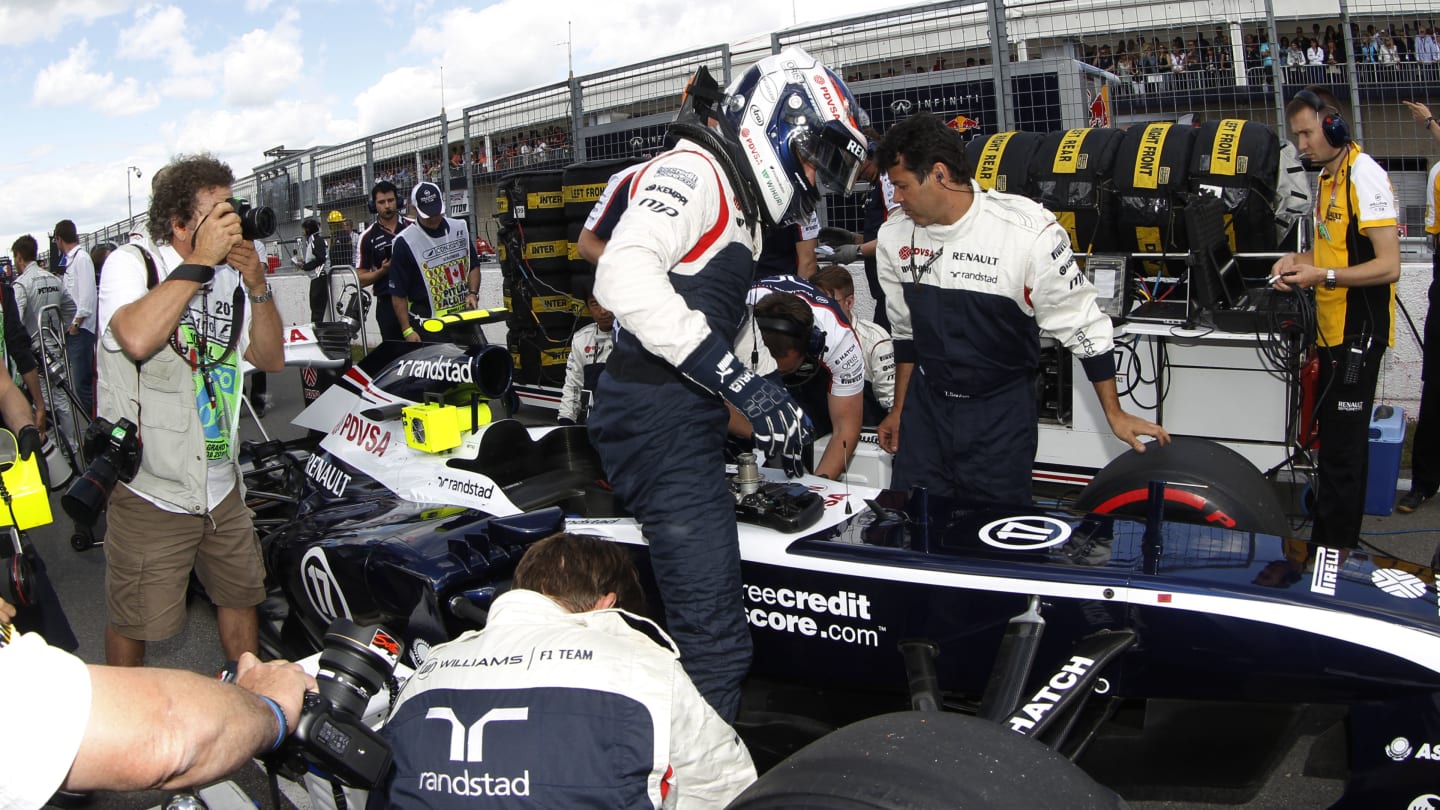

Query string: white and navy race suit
375 590 756 809
734 274 864 437
587 139 762 723
879 180 1116 504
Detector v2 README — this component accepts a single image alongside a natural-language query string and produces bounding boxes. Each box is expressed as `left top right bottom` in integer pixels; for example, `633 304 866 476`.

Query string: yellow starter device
403 401 493 453
0 431 52 530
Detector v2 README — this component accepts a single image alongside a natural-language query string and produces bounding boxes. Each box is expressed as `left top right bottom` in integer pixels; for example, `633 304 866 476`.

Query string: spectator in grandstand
1243 34 1263 80
53 219 96 416
1397 98 1440 514
1139 39 1159 76
1417 26 1440 63
1379 32 1399 64
1357 32 1377 63
1093 44 1114 71
1168 37 1188 87
1306 37 1326 66
1272 87 1400 547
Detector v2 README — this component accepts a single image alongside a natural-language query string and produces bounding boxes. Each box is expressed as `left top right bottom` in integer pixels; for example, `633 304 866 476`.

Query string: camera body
227 197 277 241
60 418 142 527
275 620 404 788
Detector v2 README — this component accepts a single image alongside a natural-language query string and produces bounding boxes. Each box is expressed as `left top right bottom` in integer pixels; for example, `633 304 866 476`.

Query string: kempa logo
979 516 1073 551
1310 546 1341 595
1372 568 1427 599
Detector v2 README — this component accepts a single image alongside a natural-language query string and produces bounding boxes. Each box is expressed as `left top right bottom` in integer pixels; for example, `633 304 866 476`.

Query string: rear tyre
1074 436 1288 536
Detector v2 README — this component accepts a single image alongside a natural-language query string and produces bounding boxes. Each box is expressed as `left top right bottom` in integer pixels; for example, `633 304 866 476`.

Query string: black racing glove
678 332 811 477
16 425 41 462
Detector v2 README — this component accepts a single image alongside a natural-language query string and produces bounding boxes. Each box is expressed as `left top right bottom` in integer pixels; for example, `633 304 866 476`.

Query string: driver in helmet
587 47 869 722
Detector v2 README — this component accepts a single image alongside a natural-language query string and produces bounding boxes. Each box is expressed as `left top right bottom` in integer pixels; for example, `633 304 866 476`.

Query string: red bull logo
947 114 981 133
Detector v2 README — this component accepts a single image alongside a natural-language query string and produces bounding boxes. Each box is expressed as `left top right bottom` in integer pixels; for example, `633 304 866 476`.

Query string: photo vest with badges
400 218 473 319
1314 143 1397 349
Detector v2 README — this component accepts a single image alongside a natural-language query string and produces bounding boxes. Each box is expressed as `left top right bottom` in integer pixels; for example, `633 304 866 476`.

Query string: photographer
376 533 755 808
95 152 284 667
0 595 317 809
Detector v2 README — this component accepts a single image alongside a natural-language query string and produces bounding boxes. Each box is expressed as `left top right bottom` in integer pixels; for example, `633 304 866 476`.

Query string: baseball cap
412 181 445 218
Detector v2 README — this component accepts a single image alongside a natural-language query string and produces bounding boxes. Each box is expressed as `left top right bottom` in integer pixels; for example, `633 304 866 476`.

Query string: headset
1294 88 1351 148
755 314 827 359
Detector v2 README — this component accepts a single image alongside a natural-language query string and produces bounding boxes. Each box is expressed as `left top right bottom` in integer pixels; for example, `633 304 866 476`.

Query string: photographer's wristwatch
1324 268 1337 290
249 284 274 304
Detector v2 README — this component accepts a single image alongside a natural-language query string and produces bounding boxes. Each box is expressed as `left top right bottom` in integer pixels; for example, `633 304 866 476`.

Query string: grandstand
80 0 1440 253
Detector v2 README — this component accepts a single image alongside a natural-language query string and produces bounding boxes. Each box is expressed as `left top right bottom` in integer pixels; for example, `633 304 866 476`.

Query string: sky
0 0 913 254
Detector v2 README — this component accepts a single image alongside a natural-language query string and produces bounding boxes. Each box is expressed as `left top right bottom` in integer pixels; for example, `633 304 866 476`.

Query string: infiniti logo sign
891 99 914 115
979 516 1073 551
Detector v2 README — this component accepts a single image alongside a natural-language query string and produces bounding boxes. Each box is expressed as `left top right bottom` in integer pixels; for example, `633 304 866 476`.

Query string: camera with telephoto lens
61 417 141 527
227 197 277 241
277 619 404 788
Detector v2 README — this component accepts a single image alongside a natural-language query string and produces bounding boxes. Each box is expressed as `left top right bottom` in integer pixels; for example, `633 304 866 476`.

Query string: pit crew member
1272 87 1400 546
389 181 481 342
811 263 895 425
376 533 755 808
356 180 412 342
876 113 1168 505
557 277 613 425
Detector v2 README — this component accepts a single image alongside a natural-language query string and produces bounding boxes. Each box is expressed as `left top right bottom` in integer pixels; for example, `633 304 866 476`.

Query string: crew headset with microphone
1293 88 1352 149
754 313 827 364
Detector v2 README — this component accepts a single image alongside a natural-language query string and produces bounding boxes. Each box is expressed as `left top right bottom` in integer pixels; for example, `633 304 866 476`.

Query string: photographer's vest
397 218 472 318
96 245 247 514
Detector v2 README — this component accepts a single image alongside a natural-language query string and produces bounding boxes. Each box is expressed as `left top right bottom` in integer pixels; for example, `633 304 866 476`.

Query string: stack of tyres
498 170 572 384
563 158 641 276
1112 122 1198 266
966 131 1045 198
1032 127 1125 254
1188 119 1289 278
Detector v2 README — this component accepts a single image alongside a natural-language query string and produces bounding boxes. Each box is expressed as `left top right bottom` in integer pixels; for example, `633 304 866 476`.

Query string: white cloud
222 10 305 106
33 39 159 114
0 0 133 46
117 4 210 99
244 0 275 11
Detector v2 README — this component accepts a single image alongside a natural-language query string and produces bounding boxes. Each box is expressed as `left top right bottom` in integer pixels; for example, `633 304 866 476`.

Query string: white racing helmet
719 46 868 227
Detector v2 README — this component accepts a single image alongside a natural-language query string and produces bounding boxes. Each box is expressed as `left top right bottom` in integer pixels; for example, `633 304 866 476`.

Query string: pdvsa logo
897 245 933 261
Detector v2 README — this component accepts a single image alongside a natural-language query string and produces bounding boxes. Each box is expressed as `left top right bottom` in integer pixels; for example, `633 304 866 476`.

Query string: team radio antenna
557 21 573 80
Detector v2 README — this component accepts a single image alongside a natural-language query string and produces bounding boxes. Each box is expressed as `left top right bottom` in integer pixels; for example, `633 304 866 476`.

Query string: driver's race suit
587 139 761 722
878 182 1116 504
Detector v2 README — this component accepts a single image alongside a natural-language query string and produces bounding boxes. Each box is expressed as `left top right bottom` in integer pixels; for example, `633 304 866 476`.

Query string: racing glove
16 425 41 462
829 243 861 265
556 416 577 426
678 332 812 477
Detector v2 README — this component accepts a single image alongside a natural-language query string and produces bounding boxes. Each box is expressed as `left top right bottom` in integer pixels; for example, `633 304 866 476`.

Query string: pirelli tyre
729 711 1126 810
508 326 571 386
567 220 593 275
966 131 1045 198
513 224 569 274
506 273 580 333
1073 436 1288 536
499 170 566 226
1033 127 1125 254
1112 121 1197 257
562 157 640 225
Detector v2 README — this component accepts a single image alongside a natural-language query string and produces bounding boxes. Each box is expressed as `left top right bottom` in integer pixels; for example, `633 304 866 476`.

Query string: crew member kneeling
375 533 756 808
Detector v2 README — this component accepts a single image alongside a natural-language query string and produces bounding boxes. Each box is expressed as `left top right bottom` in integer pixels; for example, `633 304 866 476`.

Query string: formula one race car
249 330 1440 808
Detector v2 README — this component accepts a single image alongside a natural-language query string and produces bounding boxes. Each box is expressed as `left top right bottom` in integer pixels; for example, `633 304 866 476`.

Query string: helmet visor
795 119 866 197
